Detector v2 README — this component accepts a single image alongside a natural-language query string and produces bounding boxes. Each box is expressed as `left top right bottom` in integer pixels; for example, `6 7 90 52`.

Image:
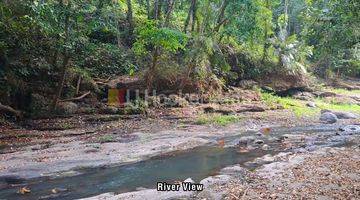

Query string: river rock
320 112 338 124
200 175 231 188
236 136 256 146
333 111 359 119
220 165 248 177
321 109 359 119
306 102 316 108
339 125 360 134
253 139 264 145
262 144 270 150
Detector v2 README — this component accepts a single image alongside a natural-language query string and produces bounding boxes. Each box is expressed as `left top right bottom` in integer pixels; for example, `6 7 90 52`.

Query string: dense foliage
0 0 359 113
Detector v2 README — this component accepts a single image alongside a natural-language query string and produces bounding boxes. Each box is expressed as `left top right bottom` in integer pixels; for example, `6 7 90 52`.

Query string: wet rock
254 140 264 145
244 154 275 167
339 125 360 134
57 102 78 115
236 136 256 146
306 102 316 108
262 144 270 150
220 165 248 177
320 112 338 124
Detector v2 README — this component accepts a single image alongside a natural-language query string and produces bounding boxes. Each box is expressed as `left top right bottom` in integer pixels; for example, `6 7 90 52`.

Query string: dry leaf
260 127 271 134
218 139 225 148
19 187 31 194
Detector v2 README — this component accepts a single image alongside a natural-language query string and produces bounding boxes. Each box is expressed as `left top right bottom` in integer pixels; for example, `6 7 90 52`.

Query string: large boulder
258 72 312 93
319 112 338 124
57 102 78 115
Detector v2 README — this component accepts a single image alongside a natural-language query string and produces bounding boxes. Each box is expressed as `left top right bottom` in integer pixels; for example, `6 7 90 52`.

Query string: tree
133 20 187 90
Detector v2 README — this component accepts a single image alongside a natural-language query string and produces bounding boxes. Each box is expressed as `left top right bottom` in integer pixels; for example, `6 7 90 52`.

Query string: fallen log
59 91 91 102
0 103 22 118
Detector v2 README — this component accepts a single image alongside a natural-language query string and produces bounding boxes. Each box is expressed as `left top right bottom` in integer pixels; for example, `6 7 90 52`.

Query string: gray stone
321 109 358 119
200 175 231 188
339 125 360 134
183 178 194 183
236 136 256 146
320 112 338 124
254 139 264 145
220 165 247 176
332 111 359 119
306 102 316 108
262 144 270 150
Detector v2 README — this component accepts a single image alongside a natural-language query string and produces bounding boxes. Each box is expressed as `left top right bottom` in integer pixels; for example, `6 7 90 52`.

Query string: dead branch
0 103 22 118
93 76 111 83
60 91 91 102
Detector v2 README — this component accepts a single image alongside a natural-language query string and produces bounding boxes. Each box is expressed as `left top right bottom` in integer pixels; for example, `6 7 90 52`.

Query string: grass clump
325 88 360 96
314 99 360 114
261 92 318 117
196 113 241 126
261 91 360 117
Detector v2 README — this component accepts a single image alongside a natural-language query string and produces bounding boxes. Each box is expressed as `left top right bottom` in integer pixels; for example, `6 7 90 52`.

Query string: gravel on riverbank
225 146 360 199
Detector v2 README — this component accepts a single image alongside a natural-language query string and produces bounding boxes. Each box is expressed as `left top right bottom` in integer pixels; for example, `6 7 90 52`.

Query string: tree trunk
51 55 70 110
147 48 160 91
184 0 196 33
146 0 150 19
213 0 228 32
163 0 175 27
154 0 159 20
75 76 82 95
126 0 134 34
262 0 270 62
190 0 197 32
51 2 71 111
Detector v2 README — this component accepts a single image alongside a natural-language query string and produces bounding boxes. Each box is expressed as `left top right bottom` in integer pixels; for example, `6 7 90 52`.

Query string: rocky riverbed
0 87 359 199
